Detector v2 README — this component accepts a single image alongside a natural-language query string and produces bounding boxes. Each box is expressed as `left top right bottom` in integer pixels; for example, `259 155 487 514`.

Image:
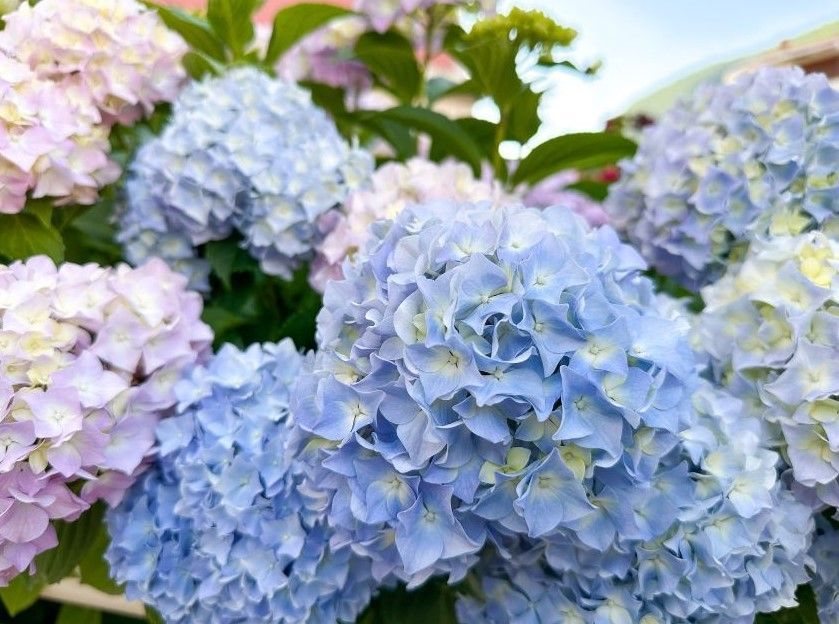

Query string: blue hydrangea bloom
698 230 839 512
810 518 839 624
106 340 378 623
606 66 839 289
116 67 372 291
293 200 699 585
455 380 815 623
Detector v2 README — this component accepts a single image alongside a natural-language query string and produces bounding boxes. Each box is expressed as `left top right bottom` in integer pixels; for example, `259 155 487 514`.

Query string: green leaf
145 606 165 624
426 77 458 103
26 199 54 226
264 3 352 64
367 106 484 174
56 604 103 624
207 0 258 59
141 2 225 60
506 88 541 144
205 239 241 289
361 580 458 624
63 200 122 266
512 132 637 186
354 115 418 161
0 574 44 616
445 26 522 111
429 117 495 163
181 50 222 80
0 210 65 262
567 180 609 201
354 30 422 104
79 524 123 596
35 504 104 584
275 288 321 349
203 303 251 338
302 81 348 118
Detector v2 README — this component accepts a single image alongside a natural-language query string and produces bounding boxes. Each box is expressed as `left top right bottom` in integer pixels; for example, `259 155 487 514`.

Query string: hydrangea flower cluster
0 53 119 213
0 256 211 585
0 0 187 126
106 340 378 624
310 158 511 291
522 170 609 227
698 230 839 511
117 67 373 291
605 66 839 289
455 381 814 623
294 201 701 585
810 518 839 624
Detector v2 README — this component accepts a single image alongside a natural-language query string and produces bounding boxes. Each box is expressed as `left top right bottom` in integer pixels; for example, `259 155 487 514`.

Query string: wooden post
40 579 146 619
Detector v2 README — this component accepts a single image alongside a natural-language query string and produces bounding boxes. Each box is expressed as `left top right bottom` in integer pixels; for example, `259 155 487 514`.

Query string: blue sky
506 0 839 138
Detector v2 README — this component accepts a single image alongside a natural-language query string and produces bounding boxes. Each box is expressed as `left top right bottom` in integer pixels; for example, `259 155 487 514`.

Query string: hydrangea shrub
0 0 187 126
0 256 211 585
309 158 511 291
606 67 839 289
699 230 839 510
0 53 119 212
294 201 702 585
116 67 373 291
455 380 814 623
106 340 378 623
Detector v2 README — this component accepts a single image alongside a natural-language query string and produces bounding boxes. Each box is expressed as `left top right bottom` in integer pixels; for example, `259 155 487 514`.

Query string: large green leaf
567 180 610 201
512 132 637 186
141 2 226 60
506 87 542 144
181 50 223 80
264 3 352 64
205 239 241 289
0 574 44 617
367 106 484 174
0 210 64 262
56 604 103 624
36 505 104 584
354 30 422 104
79 524 123 596
207 0 259 58
445 26 522 111
355 115 418 161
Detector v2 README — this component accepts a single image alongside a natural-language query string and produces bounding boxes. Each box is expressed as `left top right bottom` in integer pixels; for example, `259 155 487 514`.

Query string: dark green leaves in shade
0 203 64 263
354 30 422 104
366 107 484 175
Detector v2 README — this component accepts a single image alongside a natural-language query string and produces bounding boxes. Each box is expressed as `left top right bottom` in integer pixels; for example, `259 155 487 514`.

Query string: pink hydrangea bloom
0 0 187 126
310 158 512 291
0 256 211 585
521 170 609 227
0 53 119 213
